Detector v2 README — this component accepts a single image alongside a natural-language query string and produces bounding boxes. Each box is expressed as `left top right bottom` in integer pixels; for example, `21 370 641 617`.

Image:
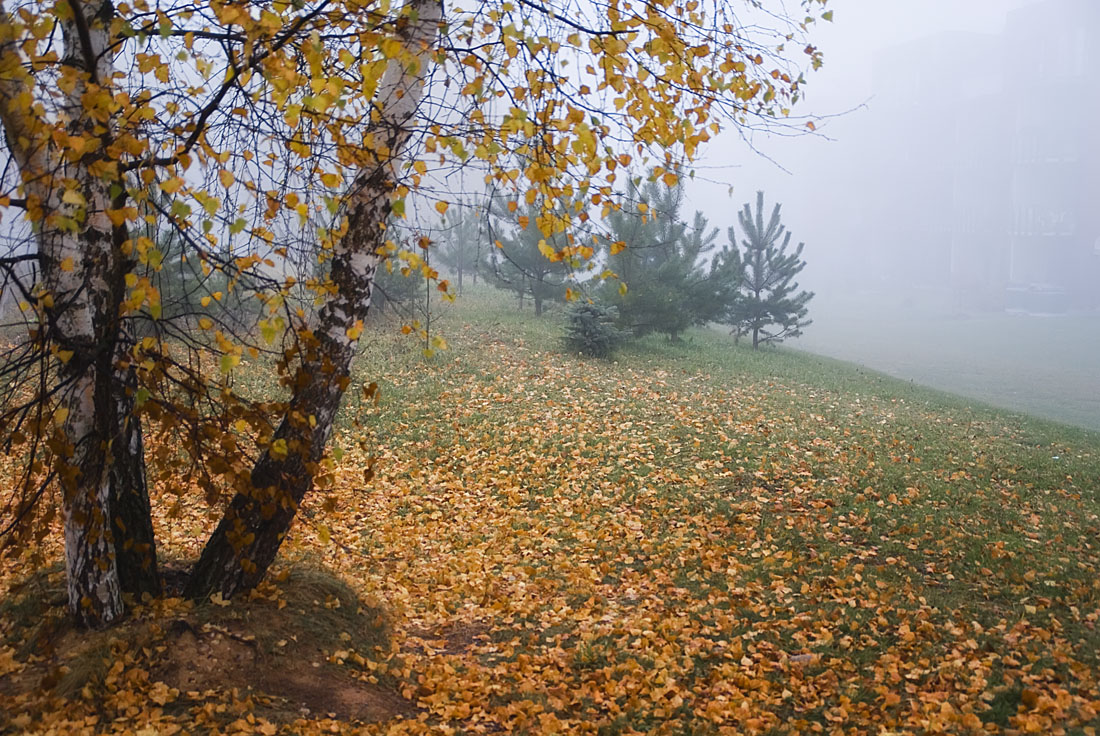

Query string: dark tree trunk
109 358 160 599
185 200 380 600
183 405 334 599
184 168 389 600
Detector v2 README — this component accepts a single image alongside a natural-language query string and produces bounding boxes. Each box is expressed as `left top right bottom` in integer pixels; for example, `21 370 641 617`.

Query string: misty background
684 0 1100 430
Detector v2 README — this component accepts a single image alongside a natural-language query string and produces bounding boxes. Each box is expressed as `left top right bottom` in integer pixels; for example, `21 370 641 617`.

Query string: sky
680 0 1100 431
685 0 1034 227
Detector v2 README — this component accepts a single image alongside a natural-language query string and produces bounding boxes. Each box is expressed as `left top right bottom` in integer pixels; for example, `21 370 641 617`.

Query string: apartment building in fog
866 0 1100 312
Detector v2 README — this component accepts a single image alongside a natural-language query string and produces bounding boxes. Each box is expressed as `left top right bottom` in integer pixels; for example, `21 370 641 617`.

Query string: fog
685 0 1100 430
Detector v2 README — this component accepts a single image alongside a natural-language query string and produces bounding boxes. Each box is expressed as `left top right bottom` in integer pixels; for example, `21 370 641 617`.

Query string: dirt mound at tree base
0 563 415 730
159 620 413 722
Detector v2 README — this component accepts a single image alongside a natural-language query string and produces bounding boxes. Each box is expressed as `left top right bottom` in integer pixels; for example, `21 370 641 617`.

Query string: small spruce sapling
563 301 626 358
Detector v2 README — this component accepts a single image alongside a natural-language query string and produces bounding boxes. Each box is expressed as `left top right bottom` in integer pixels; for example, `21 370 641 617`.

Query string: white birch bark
0 0 125 626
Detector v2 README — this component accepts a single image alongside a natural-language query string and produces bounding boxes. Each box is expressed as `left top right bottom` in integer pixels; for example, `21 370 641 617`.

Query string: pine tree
371 255 426 315
148 218 235 326
483 197 571 316
369 221 433 316
729 191 814 350
436 201 485 293
604 176 740 340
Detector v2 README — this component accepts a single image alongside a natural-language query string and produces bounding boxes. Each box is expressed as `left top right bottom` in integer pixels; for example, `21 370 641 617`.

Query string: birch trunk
110 348 161 599
0 0 158 625
185 0 443 600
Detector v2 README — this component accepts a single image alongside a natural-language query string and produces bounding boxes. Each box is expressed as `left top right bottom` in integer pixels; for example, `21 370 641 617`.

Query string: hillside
792 293 1100 432
3 290 1100 735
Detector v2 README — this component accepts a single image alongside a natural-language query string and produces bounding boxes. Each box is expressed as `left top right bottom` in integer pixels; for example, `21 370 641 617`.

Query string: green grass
7 286 1099 734
793 292 1100 430
326 287 1100 733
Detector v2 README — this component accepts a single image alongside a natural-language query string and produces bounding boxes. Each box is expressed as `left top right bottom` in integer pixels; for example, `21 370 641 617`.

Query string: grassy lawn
791 292 1100 431
3 287 1100 735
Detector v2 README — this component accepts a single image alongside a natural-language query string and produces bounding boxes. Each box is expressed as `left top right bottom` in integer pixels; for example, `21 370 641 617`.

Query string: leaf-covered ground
3 291 1100 735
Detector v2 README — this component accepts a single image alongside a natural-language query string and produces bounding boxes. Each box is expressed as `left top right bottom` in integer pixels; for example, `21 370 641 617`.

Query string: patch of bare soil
1 564 416 728
159 621 414 722
404 621 490 657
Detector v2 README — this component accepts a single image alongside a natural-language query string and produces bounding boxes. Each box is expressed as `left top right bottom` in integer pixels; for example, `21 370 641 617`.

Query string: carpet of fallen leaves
3 303 1100 735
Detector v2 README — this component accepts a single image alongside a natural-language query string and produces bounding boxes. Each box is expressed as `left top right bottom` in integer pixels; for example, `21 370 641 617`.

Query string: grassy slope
330 290 1100 734
4 288 1100 735
791 294 1100 431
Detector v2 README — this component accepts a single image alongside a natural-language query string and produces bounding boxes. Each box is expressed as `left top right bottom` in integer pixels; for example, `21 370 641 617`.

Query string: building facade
867 0 1100 312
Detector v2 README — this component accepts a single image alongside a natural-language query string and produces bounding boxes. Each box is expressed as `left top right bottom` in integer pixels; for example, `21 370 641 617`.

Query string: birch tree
0 0 159 627
183 0 445 600
0 0 830 627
